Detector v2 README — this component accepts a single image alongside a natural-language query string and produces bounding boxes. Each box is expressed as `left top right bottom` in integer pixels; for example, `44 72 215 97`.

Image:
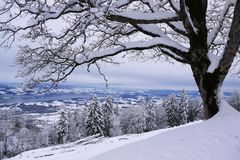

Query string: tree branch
107 10 179 24
207 0 236 48
218 0 240 77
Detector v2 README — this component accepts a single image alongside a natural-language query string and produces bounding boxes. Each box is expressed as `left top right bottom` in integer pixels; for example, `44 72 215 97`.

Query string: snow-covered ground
9 101 240 160
8 122 200 160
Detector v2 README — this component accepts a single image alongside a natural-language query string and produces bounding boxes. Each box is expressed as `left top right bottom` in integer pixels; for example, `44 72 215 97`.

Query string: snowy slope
9 122 200 160
9 101 240 160
91 101 240 160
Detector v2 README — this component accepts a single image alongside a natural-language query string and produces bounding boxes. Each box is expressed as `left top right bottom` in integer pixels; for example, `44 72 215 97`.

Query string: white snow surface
9 101 240 160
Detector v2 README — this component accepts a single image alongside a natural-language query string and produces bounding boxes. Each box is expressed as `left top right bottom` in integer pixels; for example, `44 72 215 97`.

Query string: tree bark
191 67 223 119
185 0 239 119
193 0 240 119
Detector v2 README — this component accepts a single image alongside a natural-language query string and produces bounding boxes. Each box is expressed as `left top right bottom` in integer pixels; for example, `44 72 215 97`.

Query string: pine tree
113 104 120 116
56 110 68 144
164 94 180 127
130 111 146 134
120 107 145 134
0 141 3 160
178 91 189 125
85 96 105 136
102 96 114 136
103 96 114 114
109 115 122 137
48 126 58 145
144 101 157 132
67 111 77 142
73 109 87 138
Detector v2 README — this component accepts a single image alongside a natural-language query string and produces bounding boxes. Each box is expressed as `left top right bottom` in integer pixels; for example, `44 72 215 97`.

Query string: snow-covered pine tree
48 126 58 145
120 107 145 134
73 108 87 138
103 96 122 136
164 94 180 127
144 101 157 132
56 110 69 144
103 96 114 114
154 102 167 129
0 141 3 160
178 91 189 125
102 96 114 137
113 104 120 116
130 111 146 134
72 110 81 139
85 96 105 136
188 99 203 122
67 111 77 142
109 115 122 137
228 91 240 111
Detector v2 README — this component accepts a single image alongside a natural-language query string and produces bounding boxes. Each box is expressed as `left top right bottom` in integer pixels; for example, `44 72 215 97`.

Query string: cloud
0 47 239 91
65 58 197 90
0 48 20 83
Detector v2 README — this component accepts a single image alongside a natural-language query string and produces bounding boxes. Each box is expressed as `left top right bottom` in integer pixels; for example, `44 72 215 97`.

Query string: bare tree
0 0 240 118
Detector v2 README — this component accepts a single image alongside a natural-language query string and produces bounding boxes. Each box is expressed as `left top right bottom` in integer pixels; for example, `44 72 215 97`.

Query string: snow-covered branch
107 10 179 24
76 37 189 65
179 0 198 34
16 36 188 90
218 0 240 75
207 0 236 48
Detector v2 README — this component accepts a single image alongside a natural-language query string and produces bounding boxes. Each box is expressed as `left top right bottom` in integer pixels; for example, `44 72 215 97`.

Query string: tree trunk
187 0 240 119
189 47 225 119
191 66 225 119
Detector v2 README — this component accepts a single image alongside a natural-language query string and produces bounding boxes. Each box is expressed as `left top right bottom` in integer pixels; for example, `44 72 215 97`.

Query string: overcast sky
0 1 239 91
0 46 240 91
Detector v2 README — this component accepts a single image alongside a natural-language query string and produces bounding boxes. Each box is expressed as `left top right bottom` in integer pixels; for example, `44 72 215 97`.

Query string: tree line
0 91 208 159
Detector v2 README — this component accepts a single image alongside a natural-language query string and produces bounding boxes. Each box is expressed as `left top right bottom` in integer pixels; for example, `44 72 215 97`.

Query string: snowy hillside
9 122 196 160
9 101 240 160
